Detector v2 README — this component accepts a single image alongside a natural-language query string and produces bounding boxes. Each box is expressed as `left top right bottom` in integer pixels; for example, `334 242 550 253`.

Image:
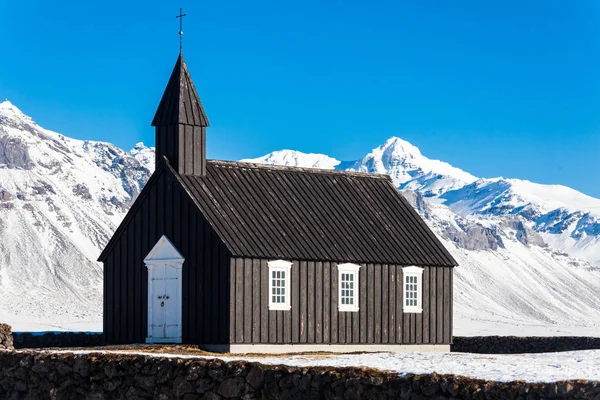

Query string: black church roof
177 160 457 266
101 51 456 267
151 53 209 127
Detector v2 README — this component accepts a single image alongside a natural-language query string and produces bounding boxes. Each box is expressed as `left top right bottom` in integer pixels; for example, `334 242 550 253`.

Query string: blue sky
1 1 599 197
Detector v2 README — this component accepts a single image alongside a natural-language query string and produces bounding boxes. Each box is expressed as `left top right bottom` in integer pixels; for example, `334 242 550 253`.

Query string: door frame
144 235 184 344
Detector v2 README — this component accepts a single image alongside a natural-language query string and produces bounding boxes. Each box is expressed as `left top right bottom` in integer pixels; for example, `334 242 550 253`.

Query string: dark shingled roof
151 53 210 127
177 160 458 267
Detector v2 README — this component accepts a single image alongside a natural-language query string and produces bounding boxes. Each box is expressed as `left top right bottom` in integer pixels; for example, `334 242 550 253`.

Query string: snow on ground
39 349 600 383
4 319 101 333
448 238 600 337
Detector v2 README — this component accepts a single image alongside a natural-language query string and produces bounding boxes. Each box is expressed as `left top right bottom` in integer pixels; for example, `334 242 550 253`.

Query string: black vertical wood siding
103 167 230 344
155 125 206 176
230 258 453 345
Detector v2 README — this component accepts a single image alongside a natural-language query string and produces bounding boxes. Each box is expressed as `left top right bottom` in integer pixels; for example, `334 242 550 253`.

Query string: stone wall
452 336 600 354
0 324 12 350
13 332 103 349
13 332 600 355
0 351 599 399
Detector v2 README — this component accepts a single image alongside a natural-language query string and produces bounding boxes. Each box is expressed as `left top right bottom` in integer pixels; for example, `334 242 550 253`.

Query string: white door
150 263 182 340
145 235 184 344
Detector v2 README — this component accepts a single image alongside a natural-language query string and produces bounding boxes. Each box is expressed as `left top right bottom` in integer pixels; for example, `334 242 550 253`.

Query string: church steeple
152 53 209 176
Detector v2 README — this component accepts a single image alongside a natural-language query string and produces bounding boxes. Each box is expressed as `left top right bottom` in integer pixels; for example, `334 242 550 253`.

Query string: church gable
98 159 231 263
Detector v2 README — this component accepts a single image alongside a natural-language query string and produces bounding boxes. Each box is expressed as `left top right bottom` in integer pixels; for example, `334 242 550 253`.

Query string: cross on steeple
176 8 186 52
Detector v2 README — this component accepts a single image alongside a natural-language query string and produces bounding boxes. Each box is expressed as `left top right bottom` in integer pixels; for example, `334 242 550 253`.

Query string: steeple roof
151 53 209 127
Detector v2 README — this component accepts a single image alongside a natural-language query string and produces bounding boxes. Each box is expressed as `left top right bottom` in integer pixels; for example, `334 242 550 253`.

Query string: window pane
281 271 285 279
339 269 359 309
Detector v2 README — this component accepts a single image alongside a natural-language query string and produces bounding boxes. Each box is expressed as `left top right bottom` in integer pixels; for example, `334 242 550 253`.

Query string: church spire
152 53 209 127
152 53 210 176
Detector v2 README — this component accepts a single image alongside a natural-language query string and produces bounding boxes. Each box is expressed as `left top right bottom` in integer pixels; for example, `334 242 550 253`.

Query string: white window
338 263 360 312
403 266 424 313
268 260 292 310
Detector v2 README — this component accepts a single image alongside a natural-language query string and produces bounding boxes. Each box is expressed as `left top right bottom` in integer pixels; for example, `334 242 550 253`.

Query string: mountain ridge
1 100 599 335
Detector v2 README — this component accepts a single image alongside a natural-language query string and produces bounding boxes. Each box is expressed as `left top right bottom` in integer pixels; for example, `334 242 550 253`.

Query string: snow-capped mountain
243 137 600 335
440 178 600 264
0 101 153 330
241 149 341 169
2 100 600 336
243 137 477 197
346 137 478 196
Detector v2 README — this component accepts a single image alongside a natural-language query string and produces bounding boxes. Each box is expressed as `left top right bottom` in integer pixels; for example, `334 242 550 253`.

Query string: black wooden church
99 51 458 353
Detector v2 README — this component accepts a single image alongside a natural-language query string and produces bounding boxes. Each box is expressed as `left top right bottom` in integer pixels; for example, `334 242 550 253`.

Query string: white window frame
403 266 424 313
338 263 360 312
268 260 292 311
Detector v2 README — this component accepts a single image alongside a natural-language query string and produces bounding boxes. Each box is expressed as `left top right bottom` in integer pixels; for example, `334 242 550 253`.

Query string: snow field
37 348 600 383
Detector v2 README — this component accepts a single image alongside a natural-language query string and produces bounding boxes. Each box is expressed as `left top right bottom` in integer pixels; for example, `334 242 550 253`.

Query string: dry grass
37 343 379 359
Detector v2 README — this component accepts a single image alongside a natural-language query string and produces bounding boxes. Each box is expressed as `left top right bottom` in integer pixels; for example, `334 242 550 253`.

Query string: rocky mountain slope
2 100 600 335
0 101 153 330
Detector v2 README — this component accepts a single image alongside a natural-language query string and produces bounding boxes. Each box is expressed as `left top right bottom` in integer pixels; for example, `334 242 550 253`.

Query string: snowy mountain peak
243 136 477 197
131 142 147 151
241 149 341 169
347 136 477 196
0 99 16 110
130 142 155 171
377 136 424 159
0 100 32 124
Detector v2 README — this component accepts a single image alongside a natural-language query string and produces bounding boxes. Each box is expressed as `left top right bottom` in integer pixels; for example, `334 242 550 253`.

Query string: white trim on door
145 235 184 344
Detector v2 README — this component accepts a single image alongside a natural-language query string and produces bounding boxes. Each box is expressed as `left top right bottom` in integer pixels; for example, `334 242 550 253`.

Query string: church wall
103 166 231 345
229 258 453 345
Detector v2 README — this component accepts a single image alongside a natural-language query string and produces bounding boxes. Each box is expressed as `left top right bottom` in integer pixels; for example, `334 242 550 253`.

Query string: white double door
147 262 182 343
